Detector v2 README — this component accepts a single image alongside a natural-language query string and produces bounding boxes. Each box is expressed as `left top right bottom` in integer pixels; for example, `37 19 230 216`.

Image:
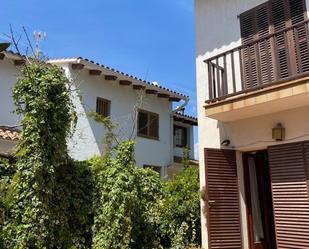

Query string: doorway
243 151 276 249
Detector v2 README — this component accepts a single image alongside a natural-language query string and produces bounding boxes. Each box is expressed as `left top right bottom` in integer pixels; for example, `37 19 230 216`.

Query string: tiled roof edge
48 57 189 99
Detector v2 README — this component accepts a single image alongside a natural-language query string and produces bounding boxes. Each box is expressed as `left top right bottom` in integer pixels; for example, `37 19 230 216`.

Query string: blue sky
0 0 198 147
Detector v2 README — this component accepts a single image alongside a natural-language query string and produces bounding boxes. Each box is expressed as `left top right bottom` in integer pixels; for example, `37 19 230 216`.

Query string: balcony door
240 0 309 89
243 152 276 249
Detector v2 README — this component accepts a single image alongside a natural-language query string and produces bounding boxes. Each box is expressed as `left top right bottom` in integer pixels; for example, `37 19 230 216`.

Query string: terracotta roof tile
0 126 21 141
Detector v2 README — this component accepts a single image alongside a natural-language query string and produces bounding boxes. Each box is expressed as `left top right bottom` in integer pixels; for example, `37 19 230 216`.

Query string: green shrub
89 141 164 249
0 61 201 249
160 167 201 248
1 63 92 249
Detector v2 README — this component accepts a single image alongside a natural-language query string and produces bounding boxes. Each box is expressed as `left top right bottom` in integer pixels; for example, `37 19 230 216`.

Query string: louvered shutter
289 0 309 73
96 97 110 117
204 148 242 249
272 0 293 78
240 0 308 87
257 5 275 84
240 4 274 88
268 141 309 249
241 11 259 89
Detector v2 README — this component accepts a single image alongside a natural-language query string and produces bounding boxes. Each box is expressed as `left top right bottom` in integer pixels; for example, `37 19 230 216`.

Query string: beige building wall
195 0 309 248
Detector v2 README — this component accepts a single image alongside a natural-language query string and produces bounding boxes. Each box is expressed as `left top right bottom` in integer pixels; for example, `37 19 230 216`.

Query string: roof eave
47 57 188 101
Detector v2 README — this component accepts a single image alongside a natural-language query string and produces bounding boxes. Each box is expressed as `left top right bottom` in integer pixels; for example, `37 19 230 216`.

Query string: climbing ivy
89 141 164 249
1 62 93 248
0 61 201 249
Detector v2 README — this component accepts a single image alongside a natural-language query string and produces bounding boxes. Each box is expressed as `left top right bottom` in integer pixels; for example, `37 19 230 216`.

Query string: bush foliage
160 167 201 248
0 62 200 248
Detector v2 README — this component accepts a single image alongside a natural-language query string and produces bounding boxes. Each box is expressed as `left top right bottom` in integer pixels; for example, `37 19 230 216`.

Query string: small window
137 110 159 140
174 125 187 147
96 97 110 117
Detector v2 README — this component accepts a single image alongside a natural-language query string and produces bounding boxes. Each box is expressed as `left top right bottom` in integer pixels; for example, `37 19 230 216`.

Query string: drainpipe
167 97 190 177
172 97 189 114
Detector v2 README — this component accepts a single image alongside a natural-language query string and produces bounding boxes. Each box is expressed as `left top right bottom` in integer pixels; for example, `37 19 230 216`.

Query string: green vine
0 60 201 249
90 141 164 249
2 62 92 248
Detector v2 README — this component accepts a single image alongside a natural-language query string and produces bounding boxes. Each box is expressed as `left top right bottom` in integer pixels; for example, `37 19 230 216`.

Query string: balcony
204 20 309 122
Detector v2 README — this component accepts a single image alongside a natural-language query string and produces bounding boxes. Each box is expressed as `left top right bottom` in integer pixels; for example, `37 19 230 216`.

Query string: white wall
0 57 21 126
0 57 21 153
195 0 309 247
0 58 176 168
65 65 174 168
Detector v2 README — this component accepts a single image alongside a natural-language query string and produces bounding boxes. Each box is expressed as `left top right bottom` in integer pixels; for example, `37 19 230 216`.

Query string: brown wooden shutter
240 3 273 87
240 11 259 89
204 148 242 249
240 0 308 86
272 0 293 78
289 0 309 73
96 97 110 117
268 141 309 249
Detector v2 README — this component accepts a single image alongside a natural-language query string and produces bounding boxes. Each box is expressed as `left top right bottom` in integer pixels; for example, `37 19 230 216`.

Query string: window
174 125 187 147
137 110 159 139
240 0 308 87
96 97 110 117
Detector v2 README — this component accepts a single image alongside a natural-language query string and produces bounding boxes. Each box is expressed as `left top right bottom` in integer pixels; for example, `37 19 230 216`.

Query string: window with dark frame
96 97 111 117
137 110 159 140
174 125 188 148
240 0 308 88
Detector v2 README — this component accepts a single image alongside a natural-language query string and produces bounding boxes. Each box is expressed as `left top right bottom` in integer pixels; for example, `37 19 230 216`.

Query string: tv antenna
33 31 46 57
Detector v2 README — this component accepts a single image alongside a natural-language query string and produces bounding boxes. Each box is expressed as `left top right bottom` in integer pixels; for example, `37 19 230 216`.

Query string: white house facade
0 52 197 178
196 0 309 248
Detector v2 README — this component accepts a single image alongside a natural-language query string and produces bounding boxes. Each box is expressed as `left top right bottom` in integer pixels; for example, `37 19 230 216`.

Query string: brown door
268 141 309 249
204 148 242 249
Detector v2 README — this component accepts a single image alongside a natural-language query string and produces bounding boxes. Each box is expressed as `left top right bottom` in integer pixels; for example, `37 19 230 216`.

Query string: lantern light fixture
272 123 285 141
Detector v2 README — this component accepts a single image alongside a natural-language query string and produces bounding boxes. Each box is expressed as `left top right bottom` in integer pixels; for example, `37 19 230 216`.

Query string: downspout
166 97 190 179
172 97 190 114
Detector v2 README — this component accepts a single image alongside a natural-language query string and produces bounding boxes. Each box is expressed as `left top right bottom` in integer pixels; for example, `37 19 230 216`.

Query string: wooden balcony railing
205 19 309 103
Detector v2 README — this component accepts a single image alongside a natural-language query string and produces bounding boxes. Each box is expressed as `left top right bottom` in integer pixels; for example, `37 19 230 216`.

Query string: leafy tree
0 158 16 248
160 167 201 248
89 141 164 249
2 63 93 249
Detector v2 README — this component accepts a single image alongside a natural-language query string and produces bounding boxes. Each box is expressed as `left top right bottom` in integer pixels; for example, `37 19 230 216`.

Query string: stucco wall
0 57 21 126
0 58 179 169
64 65 174 168
0 58 21 153
195 0 309 247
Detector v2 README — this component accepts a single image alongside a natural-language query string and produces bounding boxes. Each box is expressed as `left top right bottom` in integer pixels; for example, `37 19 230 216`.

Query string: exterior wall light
0 43 10 52
272 123 285 141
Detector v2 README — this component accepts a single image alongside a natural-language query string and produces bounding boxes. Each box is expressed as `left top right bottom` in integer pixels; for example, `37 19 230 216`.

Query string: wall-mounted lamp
221 139 231 147
272 123 285 141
